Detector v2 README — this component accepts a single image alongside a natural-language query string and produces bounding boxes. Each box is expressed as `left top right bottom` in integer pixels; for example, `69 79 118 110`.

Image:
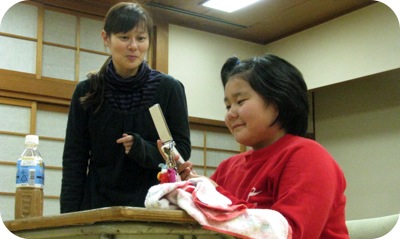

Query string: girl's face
224 77 286 150
102 25 149 79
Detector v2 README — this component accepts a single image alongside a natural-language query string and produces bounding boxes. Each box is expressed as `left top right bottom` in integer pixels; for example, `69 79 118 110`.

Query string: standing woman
61 2 191 213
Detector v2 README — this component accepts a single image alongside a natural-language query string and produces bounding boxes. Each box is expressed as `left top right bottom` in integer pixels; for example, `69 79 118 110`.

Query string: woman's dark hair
103 2 154 47
80 2 153 112
220 53 309 136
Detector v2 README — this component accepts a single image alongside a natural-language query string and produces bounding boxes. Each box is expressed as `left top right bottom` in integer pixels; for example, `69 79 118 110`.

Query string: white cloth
145 178 291 239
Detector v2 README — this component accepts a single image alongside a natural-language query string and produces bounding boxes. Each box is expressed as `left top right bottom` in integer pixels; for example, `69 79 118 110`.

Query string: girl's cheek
224 117 229 127
224 116 232 130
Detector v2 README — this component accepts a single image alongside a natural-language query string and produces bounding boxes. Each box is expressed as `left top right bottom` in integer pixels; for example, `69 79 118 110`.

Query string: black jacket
60 74 191 213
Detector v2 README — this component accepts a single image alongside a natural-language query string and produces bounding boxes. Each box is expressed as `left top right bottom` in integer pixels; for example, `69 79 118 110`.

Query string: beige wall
314 70 400 220
168 24 264 121
265 3 400 90
169 3 400 119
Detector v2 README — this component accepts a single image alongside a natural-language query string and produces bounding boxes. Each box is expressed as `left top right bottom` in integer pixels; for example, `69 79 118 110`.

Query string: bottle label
16 156 44 188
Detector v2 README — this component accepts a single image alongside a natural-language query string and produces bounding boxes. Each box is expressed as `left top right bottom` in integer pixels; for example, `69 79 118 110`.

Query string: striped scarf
104 60 162 112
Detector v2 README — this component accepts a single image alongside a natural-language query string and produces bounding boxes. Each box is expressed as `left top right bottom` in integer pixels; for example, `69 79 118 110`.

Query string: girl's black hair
220 53 309 136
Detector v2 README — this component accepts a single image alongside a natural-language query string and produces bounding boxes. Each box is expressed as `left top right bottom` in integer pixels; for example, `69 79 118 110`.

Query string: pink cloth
145 178 291 239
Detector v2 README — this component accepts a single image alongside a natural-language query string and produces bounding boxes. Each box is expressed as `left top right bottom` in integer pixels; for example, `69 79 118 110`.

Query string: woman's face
102 25 149 78
224 77 285 150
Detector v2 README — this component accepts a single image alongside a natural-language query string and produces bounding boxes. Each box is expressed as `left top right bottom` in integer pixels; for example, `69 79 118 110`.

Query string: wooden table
4 207 235 239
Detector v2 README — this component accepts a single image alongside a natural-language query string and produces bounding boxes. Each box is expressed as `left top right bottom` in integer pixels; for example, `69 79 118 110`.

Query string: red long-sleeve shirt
211 134 349 239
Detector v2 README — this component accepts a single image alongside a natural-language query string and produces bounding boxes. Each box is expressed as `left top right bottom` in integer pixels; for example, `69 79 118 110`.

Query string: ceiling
36 0 376 45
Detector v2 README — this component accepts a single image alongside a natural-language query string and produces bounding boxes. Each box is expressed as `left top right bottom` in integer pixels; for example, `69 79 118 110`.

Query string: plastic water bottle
14 135 45 219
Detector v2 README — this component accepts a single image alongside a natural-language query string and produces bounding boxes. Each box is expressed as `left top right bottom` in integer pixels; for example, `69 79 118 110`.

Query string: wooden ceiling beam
31 0 110 16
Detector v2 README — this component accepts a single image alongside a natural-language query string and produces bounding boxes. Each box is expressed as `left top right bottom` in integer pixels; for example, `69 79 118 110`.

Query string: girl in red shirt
176 53 349 239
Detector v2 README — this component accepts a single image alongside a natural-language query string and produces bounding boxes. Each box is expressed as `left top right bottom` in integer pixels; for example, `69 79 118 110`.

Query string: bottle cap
25 135 39 145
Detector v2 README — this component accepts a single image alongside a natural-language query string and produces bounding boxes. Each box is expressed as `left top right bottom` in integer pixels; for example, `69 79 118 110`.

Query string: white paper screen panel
0 104 30 133
39 139 64 168
0 164 16 193
36 110 67 139
0 196 15 221
0 135 26 163
189 148 204 165
192 165 204 175
206 131 239 150
0 3 38 38
43 198 60 216
43 10 76 47
0 36 36 73
43 169 62 197
80 17 104 51
190 129 204 147
205 168 216 177
42 45 75 80
79 52 109 81
192 166 217 177
206 151 235 167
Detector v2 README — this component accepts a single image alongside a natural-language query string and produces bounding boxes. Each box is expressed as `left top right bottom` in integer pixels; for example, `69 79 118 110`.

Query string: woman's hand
116 133 134 154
